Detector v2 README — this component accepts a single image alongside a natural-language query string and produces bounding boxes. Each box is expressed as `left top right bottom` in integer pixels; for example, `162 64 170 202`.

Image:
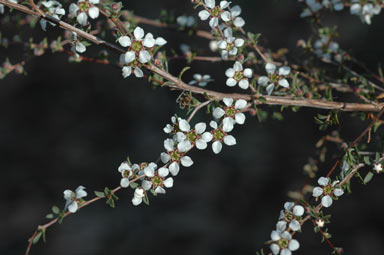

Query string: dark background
1 0 384 254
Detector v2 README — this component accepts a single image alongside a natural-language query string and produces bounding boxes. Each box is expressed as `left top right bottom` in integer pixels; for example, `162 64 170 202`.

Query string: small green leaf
258 96 267 103
363 156 371 165
52 206 60 214
94 191 106 198
130 182 139 189
45 214 54 219
143 193 150 206
178 66 190 80
363 171 374 184
33 231 42 244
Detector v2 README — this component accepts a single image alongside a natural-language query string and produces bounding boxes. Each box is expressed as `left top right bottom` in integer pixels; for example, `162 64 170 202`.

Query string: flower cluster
268 202 303 255
118 161 174 205
118 26 167 78
258 63 291 95
312 176 344 207
350 0 382 25
69 0 100 26
299 0 344 18
299 0 384 25
196 0 246 62
63 186 87 213
39 1 66 31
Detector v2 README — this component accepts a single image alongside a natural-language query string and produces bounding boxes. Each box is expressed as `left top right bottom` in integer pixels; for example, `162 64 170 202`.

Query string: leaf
143 193 150 206
52 206 60 214
258 96 267 103
45 214 54 219
106 198 115 208
94 191 106 198
33 231 42 244
178 66 190 80
363 156 371 165
363 171 374 184
130 182 139 189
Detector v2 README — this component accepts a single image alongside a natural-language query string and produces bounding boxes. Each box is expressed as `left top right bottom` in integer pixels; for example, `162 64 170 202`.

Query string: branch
1 0 383 113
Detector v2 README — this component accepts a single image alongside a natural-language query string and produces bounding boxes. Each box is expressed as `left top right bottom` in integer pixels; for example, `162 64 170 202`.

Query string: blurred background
1 0 384 254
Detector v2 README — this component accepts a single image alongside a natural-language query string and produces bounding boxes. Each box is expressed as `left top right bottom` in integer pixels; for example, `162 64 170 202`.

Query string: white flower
142 166 174 194
177 15 196 27
270 230 300 255
373 163 383 174
218 28 244 59
213 98 247 132
314 35 339 62
70 32 86 54
225 61 253 89
300 0 323 18
350 2 381 24
183 122 213 150
132 187 145 206
161 137 194 176
163 116 178 134
258 63 291 95
316 218 325 228
277 202 305 232
198 0 232 28
69 0 100 26
230 5 245 27
209 40 219 52
64 186 87 213
312 176 344 208
210 120 236 154
118 27 166 79
118 162 136 188
39 1 65 31
189 74 214 87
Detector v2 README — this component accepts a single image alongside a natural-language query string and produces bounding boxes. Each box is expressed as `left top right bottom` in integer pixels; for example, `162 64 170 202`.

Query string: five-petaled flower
209 120 236 154
69 0 100 26
142 166 174 194
225 61 253 89
118 26 167 78
373 163 383 174
277 202 305 232
161 137 194 176
184 122 213 150
312 176 344 207
270 230 300 255
213 98 247 132
314 35 340 62
218 27 244 59
189 74 214 87
198 0 231 28
258 63 291 95
64 186 87 213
